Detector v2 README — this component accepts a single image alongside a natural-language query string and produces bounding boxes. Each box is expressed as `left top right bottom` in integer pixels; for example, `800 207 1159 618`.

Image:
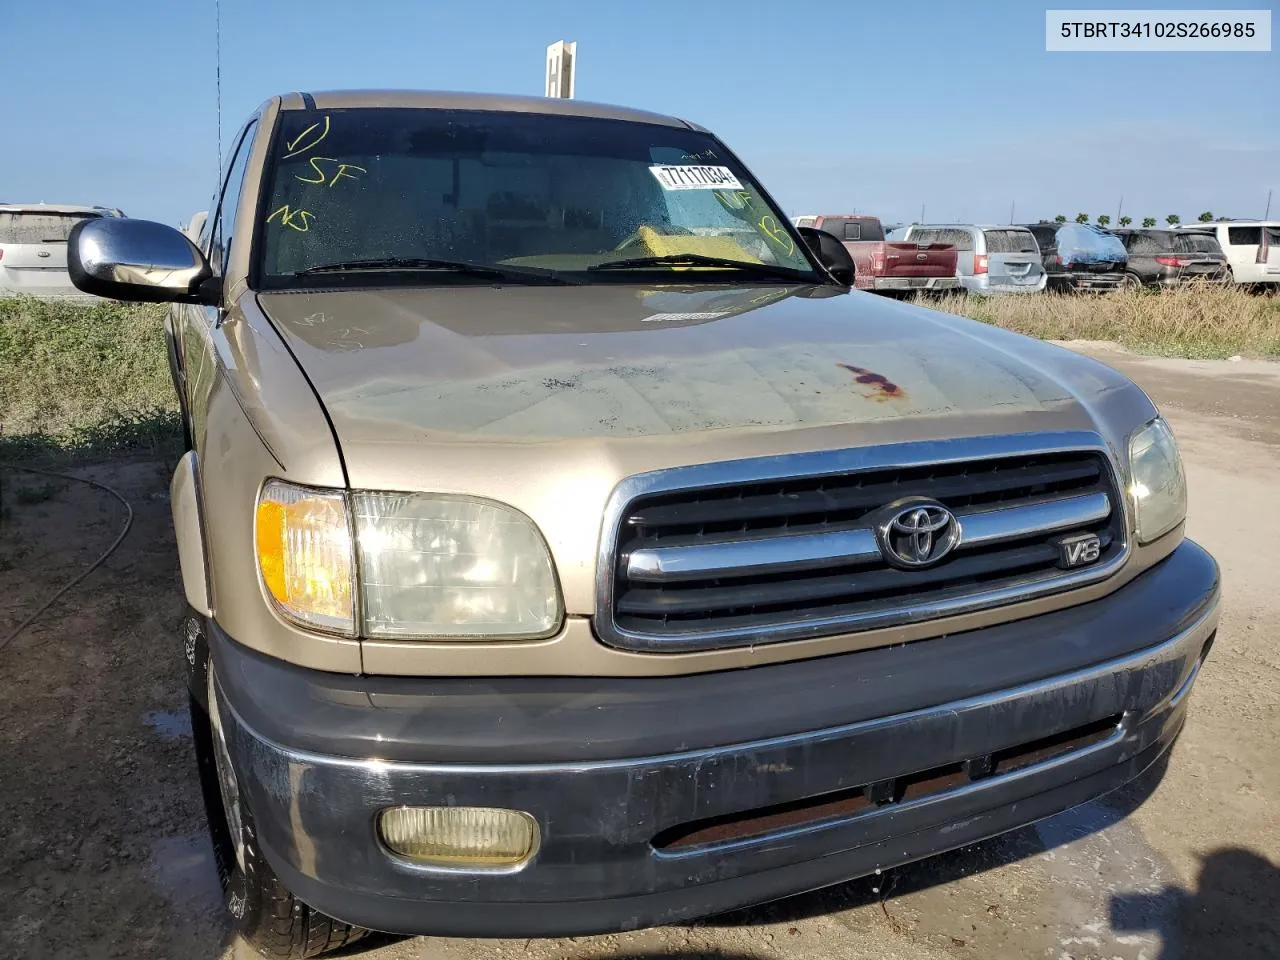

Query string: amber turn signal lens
254 481 354 633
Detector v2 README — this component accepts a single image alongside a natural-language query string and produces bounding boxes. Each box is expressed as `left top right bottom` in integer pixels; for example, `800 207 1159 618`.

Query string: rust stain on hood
837 363 906 402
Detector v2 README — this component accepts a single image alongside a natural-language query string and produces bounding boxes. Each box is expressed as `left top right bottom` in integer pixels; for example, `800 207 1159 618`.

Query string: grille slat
618 534 1115 618
627 460 1103 532
604 449 1126 651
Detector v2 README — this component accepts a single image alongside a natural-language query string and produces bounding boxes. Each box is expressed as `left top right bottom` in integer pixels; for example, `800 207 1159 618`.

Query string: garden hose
0 462 134 653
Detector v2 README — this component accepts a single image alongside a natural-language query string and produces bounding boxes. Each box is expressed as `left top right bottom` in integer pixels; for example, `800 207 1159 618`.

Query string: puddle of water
143 707 193 740
148 832 225 915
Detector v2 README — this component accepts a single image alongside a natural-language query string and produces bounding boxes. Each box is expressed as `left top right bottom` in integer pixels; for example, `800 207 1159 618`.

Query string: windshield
255 108 820 287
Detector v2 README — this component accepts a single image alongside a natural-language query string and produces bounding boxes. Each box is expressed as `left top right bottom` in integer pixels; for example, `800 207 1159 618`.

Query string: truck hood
259 282 1147 437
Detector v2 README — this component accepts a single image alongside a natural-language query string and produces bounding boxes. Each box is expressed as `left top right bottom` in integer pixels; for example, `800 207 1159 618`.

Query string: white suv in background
0 203 125 300
1175 221 1280 288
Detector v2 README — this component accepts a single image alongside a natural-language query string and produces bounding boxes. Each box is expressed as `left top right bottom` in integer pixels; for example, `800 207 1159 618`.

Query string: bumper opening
1199 632 1216 661
653 713 1123 852
991 712 1121 775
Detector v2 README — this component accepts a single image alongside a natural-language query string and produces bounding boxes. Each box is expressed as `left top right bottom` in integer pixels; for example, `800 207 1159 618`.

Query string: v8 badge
1057 532 1102 569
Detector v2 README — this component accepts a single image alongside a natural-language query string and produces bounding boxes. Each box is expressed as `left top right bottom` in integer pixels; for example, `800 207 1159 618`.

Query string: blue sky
3 1 1275 227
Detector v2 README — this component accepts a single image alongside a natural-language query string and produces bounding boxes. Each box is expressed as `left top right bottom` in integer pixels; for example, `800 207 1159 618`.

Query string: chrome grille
596 435 1128 652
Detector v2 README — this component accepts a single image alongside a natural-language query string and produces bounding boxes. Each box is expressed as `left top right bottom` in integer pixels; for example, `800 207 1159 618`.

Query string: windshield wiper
293 257 579 284
587 253 812 281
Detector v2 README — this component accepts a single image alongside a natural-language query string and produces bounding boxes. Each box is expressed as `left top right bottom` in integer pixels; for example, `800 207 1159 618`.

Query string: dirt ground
0 346 1276 960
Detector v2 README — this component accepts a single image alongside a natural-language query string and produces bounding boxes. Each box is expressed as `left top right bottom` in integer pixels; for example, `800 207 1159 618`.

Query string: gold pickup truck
68 90 1218 959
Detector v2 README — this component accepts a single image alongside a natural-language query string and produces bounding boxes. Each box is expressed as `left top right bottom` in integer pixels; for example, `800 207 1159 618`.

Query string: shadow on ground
1110 847 1280 960
0 410 184 468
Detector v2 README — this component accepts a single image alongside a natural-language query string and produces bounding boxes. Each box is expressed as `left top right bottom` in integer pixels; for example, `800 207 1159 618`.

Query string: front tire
1123 272 1143 290
188 622 367 957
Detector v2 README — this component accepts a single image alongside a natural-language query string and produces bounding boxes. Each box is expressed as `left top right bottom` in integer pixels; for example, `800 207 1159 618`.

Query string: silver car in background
891 224 1046 294
0 203 124 300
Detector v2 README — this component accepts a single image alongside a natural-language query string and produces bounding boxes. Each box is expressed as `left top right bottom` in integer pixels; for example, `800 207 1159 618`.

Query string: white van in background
0 203 125 300
182 210 208 243
1175 221 1280 288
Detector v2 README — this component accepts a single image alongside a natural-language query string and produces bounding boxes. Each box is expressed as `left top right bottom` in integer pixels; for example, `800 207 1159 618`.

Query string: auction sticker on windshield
649 164 744 191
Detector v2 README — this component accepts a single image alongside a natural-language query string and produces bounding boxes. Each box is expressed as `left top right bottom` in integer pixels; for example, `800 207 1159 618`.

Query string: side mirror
797 226 855 287
68 217 220 305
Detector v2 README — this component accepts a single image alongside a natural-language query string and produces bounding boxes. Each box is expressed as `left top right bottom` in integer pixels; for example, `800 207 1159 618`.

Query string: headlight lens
1127 417 1186 544
255 481 355 633
254 484 562 640
353 493 562 639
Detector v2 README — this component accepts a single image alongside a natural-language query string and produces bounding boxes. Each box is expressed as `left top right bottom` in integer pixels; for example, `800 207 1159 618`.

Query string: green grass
923 285 1280 359
0 297 182 462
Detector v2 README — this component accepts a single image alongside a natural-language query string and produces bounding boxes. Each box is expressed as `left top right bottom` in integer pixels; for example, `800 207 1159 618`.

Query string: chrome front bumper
213 541 1219 937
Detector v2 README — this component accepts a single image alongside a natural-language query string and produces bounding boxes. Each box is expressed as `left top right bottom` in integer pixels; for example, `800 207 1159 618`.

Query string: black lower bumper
212 541 1219 938
1056 270 1125 290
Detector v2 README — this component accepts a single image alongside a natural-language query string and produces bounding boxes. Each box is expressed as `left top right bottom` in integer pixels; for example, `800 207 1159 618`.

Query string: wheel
187 620 367 957
1122 272 1143 290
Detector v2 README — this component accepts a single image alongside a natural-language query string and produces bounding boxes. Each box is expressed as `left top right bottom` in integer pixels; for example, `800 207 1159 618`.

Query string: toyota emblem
875 498 960 568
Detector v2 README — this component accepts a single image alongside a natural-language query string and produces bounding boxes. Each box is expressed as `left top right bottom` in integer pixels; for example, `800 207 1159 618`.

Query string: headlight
256 483 562 639
353 493 561 639
1127 417 1186 544
255 481 356 634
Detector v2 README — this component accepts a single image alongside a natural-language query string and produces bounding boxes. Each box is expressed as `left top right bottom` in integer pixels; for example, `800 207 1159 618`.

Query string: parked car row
796 213 1280 296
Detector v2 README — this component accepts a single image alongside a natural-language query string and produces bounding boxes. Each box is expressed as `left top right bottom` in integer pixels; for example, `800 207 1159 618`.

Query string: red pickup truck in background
792 214 959 295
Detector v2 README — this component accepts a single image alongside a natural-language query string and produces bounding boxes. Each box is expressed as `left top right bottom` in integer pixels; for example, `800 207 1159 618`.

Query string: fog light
378 806 538 868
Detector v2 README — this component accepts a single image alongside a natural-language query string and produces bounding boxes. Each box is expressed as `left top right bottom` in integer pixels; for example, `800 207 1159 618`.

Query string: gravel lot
1 346 1276 960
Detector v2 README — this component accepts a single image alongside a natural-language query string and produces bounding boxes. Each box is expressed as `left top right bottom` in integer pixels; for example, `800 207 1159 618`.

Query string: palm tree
1118 216 1132 227
1142 217 1157 228
1075 213 1089 223
1054 214 1067 224
1097 214 1111 227
1166 214 1181 226
1198 211 1214 222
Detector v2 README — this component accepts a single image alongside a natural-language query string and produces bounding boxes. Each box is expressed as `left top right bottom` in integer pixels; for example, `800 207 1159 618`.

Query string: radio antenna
215 0 222 173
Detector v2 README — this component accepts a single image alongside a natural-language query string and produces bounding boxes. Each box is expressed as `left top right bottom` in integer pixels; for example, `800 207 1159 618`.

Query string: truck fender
171 450 212 617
